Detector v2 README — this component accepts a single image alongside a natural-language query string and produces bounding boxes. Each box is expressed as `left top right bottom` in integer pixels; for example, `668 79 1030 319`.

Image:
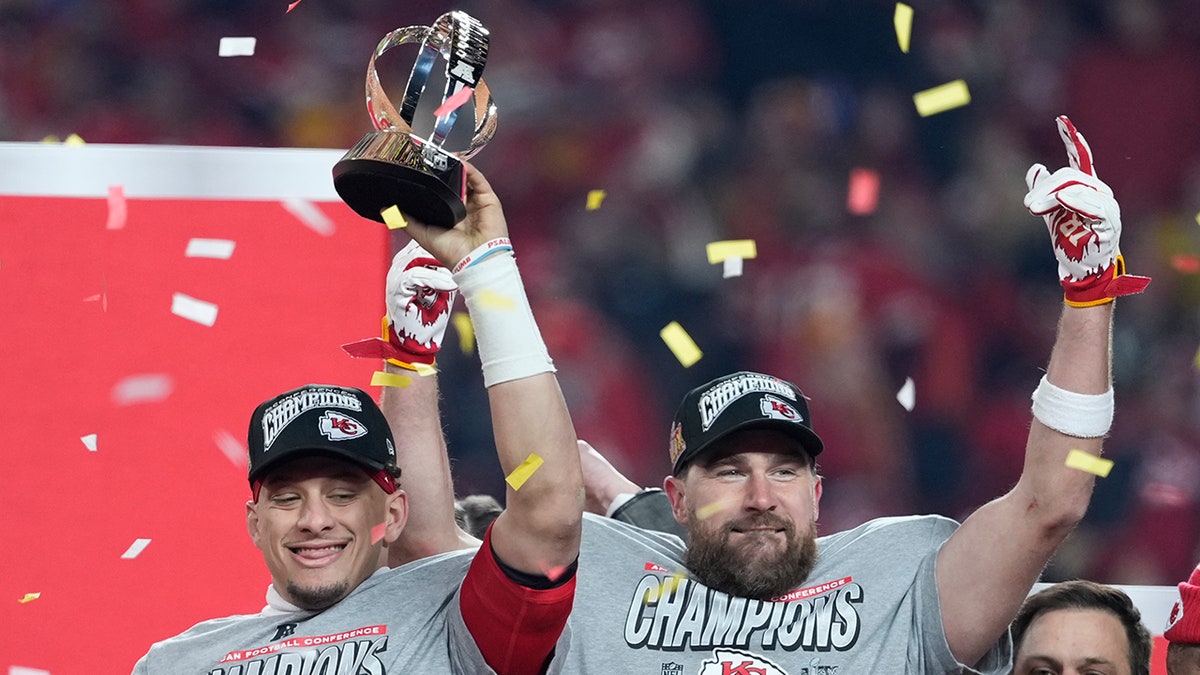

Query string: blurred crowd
5 0 1200 586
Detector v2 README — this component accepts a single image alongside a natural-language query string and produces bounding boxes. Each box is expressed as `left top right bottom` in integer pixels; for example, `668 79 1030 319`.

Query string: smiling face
1014 608 1133 675
246 455 407 610
665 428 822 600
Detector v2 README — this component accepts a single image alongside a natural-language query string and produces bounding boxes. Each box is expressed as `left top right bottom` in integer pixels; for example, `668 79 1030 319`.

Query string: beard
684 510 818 601
286 580 351 610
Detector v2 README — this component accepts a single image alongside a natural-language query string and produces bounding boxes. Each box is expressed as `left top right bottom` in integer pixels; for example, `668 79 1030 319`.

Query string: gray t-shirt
132 549 495 674
560 513 1011 674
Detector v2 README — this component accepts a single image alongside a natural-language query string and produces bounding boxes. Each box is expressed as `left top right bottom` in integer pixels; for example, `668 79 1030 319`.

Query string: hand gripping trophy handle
333 11 497 228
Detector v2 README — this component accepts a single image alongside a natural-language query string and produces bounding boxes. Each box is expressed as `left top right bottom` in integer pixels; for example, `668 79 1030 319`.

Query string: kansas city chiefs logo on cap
760 394 801 423
319 411 368 442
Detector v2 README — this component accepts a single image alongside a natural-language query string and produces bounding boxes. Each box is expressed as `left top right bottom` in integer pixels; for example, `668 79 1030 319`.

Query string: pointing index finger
1056 115 1095 177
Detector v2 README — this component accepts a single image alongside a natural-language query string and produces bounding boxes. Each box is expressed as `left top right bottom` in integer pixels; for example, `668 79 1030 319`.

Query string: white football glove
342 240 459 367
1024 115 1150 307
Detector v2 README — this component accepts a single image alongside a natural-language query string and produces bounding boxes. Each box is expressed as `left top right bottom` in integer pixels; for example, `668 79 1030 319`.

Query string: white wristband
453 248 554 387
1030 375 1113 438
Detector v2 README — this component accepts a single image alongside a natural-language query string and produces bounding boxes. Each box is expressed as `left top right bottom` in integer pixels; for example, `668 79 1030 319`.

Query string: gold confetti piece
185 238 236 259
370 370 412 388
121 538 152 559
106 185 127 230
660 321 703 368
894 3 914 54
218 37 257 57
171 292 219 326
64 133 86 146
477 289 515 310
380 205 407 229
505 453 544 491
722 256 743 279
847 167 881 215
695 499 731 521
18 592 41 604
586 190 606 210
1194 344 1200 369
1195 212 1200 227
896 377 915 411
40 135 60 143
913 80 971 117
412 362 438 376
80 433 98 452
452 312 475 354
1064 449 1114 478
706 240 758 264
370 522 387 544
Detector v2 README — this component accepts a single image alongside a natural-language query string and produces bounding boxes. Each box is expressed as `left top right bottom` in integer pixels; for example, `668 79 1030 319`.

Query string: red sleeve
459 525 576 675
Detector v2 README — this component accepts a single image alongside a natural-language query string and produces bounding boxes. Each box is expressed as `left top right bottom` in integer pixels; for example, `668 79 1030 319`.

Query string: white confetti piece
213 429 248 468
185 238 236 259
281 198 335 236
172 292 219 326
80 433 98 452
722 257 744 278
121 538 152 559
111 373 174 405
218 37 257 57
10 667 53 675
896 377 916 411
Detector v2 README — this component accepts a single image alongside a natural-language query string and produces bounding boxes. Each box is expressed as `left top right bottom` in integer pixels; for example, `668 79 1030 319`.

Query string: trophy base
333 131 467 229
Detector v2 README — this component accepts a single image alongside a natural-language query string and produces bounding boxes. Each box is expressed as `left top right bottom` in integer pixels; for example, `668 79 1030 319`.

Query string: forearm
1017 302 1112 528
456 251 583 575
382 361 476 566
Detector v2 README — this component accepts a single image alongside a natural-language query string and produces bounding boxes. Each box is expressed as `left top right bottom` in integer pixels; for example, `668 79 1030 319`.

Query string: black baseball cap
247 384 398 499
669 371 824 475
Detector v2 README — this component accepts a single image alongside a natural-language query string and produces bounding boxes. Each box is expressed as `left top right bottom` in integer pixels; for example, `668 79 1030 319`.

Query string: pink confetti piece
1170 254 1200 274
106 185 127 230
538 561 568 582
433 86 474 119
371 522 387 544
286 0 302 13
213 429 248 468
121 538 152 559
80 433 98 452
111 373 174 405
847 168 880 215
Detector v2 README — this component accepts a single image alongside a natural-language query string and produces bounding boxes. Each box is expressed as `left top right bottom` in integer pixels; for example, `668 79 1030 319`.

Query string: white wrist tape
453 246 554 387
1030 375 1113 438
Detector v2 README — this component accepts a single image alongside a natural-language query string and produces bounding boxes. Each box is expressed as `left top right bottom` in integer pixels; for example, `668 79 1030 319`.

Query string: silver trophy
333 11 497 228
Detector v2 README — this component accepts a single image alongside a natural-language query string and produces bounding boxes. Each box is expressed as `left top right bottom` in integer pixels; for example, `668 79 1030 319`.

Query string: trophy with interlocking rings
333 11 496 228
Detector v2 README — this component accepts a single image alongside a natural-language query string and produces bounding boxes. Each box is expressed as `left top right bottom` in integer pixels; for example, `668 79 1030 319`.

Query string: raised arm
934 116 1151 665
342 241 478 564
403 162 583 675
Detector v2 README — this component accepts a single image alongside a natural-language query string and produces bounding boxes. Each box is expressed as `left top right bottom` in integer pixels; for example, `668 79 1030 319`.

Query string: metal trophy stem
333 11 497 228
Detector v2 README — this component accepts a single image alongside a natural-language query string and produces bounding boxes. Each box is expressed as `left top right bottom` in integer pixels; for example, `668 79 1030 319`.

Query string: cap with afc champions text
668 371 825 476
247 384 398 499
